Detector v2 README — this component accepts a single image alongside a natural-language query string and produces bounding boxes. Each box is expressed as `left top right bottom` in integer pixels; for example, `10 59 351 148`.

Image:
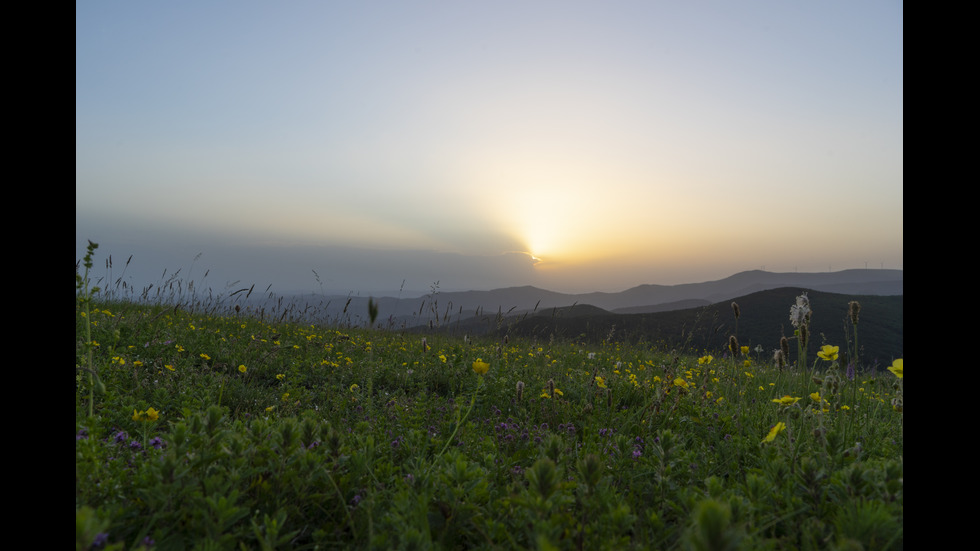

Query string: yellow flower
698 355 714 365
132 407 160 422
165 364 175 371
349 383 359 392
595 376 607 388
439 354 447 363
772 395 801 406
472 359 489 375
887 359 903 379
817 345 839 361
673 378 689 390
238 364 247 373
810 392 822 402
762 422 786 443
740 346 749 355
200 353 211 361
276 373 285 381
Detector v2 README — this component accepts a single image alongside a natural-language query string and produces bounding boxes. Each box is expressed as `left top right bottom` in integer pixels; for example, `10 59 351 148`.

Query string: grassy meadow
76 243 903 550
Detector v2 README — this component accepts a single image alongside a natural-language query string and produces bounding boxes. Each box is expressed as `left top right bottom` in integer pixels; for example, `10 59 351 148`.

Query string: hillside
256 269 901 329
414 287 902 368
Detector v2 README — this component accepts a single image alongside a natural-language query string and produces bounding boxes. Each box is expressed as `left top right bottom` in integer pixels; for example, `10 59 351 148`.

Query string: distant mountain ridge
259 269 902 328
493 287 903 364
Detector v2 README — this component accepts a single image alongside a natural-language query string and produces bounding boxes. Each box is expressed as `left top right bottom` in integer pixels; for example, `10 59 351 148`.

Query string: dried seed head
799 325 809 347
774 349 785 371
548 378 555 399
516 381 524 401
731 302 740 319
728 335 739 357
848 301 861 325
780 336 789 359
606 388 613 408
422 338 428 353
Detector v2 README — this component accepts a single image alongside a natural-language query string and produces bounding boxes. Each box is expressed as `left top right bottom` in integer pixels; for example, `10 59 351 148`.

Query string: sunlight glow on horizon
76 1 902 294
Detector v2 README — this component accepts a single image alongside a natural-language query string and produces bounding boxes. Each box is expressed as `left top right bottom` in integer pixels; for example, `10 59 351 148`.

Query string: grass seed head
849 301 861 325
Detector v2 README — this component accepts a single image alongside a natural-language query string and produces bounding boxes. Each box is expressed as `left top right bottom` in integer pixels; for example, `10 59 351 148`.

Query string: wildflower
887 359 903 379
772 395 801 406
762 422 786 443
595 376 607 389
276 373 285 380
728 336 739 357
238 364 247 373
673 378 689 390
817 345 839 361
740 346 749 355
165 364 175 371
349 383 359 392
439 354 447 363
698 355 713 365
472 358 490 375
200 353 211 361
132 407 160 422
789 293 810 328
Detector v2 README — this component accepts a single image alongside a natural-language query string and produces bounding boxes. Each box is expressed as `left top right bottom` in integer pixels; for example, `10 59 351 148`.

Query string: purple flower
92 533 109 549
149 437 165 450
632 449 642 460
351 494 362 507
129 439 142 450
113 431 128 444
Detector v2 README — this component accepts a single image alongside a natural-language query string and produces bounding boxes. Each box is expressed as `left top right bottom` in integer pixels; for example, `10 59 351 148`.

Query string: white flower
789 293 810 328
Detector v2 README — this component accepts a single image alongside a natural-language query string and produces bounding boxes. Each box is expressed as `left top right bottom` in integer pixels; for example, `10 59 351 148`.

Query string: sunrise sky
76 1 903 296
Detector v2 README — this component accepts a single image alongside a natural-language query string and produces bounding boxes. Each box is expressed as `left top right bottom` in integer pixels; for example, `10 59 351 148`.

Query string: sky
76 0 903 297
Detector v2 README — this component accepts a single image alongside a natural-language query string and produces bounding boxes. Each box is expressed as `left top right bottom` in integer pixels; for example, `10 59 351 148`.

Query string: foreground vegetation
76 244 903 550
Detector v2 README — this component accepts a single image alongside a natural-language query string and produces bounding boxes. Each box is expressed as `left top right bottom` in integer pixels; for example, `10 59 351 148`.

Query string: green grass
76 247 903 550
